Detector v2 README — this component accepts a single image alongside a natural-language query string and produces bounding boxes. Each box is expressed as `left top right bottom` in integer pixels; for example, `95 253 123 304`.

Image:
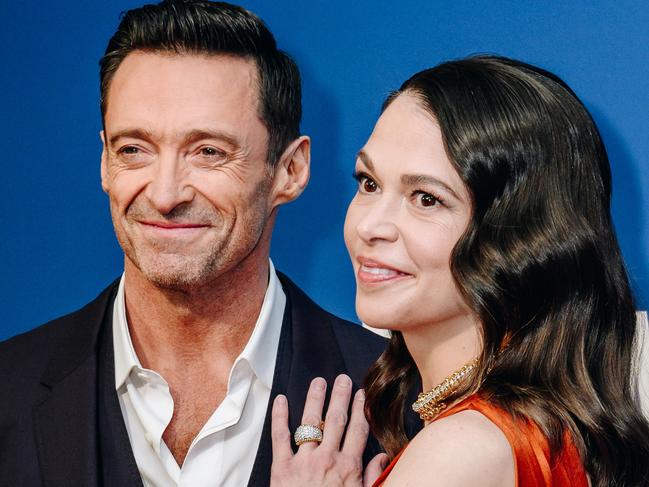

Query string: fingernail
356 389 366 401
275 395 287 405
312 377 326 390
337 374 352 387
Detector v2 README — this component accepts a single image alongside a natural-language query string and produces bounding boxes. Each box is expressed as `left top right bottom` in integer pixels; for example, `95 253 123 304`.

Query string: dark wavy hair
363 55 649 486
99 0 301 166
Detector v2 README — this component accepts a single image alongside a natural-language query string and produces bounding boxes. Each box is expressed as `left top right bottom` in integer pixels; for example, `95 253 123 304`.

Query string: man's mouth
139 220 208 229
136 220 211 239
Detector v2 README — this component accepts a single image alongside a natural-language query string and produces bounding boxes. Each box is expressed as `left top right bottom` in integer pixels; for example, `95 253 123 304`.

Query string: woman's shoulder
380 395 589 487
382 406 515 487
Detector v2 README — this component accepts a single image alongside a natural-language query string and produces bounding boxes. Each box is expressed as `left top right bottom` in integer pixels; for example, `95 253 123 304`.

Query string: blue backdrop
1 1 647 339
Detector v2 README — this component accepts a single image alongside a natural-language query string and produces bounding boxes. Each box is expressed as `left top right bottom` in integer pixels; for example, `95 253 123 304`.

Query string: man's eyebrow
181 129 240 148
108 128 154 146
401 174 461 200
107 128 240 148
356 150 375 171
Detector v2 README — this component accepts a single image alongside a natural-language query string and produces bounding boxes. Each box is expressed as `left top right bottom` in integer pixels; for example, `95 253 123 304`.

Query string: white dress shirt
113 261 286 487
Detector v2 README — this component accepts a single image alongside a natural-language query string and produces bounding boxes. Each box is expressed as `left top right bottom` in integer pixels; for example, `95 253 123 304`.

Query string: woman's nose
354 197 400 245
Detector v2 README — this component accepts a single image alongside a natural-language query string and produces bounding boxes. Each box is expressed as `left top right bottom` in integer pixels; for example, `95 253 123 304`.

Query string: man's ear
100 130 109 193
270 135 310 208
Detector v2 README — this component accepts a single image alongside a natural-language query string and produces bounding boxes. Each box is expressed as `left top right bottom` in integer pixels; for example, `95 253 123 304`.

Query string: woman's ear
270 135 311 208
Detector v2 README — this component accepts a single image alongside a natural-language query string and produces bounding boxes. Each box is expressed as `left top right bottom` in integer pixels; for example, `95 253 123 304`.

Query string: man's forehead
102 50 269 156
105 50 261 113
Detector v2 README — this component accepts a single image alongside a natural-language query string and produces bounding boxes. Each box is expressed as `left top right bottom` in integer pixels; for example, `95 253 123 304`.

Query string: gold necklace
412 359 478 421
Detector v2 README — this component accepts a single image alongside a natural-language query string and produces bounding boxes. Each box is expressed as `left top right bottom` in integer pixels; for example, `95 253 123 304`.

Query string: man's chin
132 255 218 292
144 272 206 292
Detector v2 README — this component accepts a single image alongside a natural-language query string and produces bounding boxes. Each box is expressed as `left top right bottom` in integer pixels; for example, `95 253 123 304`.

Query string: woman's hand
270 374 388 487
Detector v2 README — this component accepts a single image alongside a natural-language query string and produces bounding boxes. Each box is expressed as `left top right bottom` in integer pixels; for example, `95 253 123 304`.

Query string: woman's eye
352 171 379 194
363 178 377 193
415 191 440 208
360 176 378 193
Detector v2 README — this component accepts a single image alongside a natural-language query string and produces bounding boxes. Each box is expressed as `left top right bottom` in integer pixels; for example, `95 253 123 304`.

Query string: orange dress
373 395 588 487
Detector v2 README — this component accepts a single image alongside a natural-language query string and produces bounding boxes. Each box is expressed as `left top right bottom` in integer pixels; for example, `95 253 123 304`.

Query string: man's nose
144 154 194 214
355 196 400 245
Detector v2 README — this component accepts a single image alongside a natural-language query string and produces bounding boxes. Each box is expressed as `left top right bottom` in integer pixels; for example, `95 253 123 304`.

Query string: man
0 1 389 485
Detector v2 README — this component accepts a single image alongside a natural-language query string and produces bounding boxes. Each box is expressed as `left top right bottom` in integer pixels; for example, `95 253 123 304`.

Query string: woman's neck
401 312 481 391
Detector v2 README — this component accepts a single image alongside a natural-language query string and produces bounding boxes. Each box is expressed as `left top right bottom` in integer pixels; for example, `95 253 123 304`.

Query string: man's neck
120 253 274 466
122 256 270 381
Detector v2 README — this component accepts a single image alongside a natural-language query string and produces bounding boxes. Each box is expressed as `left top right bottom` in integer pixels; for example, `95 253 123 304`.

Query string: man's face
101 52 275 290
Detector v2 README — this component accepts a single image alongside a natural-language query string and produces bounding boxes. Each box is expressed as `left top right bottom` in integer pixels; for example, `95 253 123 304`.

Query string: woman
270 56 649 486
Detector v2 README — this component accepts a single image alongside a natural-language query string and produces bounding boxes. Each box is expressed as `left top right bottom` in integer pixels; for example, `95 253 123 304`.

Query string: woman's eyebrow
401 174 460 200
356 150 375 171
357 149 462 200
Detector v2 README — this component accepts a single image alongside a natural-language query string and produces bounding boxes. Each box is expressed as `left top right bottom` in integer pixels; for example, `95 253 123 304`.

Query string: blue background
1 1 648 340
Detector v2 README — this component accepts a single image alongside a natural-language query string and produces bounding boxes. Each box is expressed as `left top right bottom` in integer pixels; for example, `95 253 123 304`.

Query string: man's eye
200 146 225 157
114 145 153 167
120 146 140 155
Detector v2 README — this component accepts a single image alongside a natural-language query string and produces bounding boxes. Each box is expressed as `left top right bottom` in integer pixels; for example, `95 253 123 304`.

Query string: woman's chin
357 309 400 332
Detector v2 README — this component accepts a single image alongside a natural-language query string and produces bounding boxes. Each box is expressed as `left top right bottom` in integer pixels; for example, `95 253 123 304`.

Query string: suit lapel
33 355 100 487
32 281 135 487
247 282 293 487
97 300 144 486
283 277 349 435
247 273 350 487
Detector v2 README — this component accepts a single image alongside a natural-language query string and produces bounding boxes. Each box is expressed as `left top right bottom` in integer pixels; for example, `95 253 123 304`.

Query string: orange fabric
372 395 588 487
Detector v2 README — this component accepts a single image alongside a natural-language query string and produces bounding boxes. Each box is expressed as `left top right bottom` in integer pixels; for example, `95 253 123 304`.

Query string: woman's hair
363 55 649 486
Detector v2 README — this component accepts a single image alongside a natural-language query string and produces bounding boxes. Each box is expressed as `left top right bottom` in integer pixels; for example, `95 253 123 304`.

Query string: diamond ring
294 423 324 446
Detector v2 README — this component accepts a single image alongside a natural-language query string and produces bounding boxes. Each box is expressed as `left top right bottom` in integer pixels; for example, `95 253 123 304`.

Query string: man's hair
99 0 301 166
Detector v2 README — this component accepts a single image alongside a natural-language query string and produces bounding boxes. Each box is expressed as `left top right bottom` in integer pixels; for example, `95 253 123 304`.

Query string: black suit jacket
0 273 389 486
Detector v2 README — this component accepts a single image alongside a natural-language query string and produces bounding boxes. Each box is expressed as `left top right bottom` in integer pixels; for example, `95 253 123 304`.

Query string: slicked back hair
99 0 301 166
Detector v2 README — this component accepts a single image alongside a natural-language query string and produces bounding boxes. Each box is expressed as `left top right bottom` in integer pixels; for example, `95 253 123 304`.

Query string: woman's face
344 94 473 331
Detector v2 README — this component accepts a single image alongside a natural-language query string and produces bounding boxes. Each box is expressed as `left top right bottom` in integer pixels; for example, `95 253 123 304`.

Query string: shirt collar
236 259 285 389
113 274 138 390
113 260 286 391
